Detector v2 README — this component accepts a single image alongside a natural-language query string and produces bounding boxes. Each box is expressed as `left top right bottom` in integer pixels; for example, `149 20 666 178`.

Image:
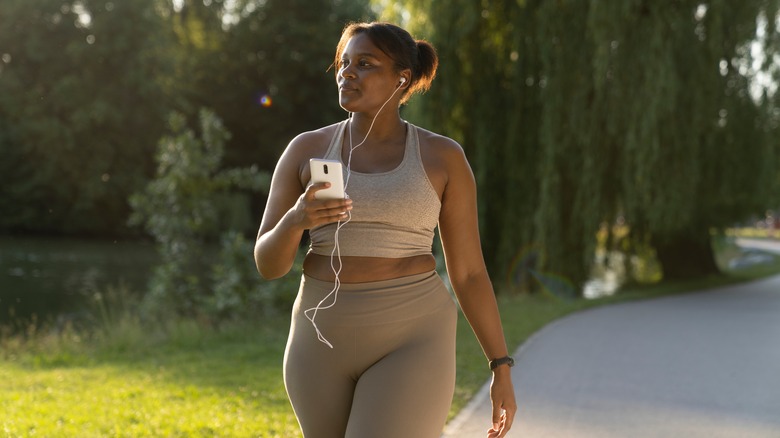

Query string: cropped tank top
308 120 441 258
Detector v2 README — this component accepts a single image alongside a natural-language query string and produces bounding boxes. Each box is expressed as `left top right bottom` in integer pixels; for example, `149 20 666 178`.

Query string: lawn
1 318 297 437
2 239 778 437
0 294 589 437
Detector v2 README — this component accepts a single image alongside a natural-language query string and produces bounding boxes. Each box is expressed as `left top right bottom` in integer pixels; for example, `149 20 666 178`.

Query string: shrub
129 109 276 321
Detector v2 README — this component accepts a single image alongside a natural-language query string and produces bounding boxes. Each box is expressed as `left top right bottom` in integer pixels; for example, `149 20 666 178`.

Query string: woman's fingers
487 410 512 438
311 202 351 221
300 183 352 225
304 182 330 200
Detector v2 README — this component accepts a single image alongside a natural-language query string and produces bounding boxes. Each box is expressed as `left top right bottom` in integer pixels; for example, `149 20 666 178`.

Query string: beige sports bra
308 120 441 258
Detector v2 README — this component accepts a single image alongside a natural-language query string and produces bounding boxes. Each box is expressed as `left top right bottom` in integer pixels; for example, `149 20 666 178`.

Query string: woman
255 22 516 438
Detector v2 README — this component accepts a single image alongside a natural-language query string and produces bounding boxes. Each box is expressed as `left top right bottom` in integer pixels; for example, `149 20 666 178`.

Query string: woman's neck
348 111 404 144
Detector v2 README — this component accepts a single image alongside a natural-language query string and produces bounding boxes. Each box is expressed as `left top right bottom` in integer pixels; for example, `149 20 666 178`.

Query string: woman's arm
435 138 517 437
254 132 352 279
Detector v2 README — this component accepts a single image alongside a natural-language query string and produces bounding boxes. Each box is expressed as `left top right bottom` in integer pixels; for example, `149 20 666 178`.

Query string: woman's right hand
290 182 352 230
255 127 349 279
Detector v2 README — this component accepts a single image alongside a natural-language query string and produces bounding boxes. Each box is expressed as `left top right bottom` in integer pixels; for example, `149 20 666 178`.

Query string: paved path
736 238 780 255
444 245 780 437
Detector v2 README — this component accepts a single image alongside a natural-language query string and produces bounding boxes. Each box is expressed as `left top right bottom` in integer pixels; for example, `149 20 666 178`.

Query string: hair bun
413 40 438 94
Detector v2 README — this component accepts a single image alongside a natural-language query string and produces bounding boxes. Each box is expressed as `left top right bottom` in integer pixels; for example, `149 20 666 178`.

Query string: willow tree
382 0 547 292
585 1 779 280
383 0 779 292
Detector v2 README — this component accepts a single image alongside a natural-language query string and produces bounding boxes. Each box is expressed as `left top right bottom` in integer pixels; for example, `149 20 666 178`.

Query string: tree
167 0 374 172
386 0 780 292
380 0 547 292
0 0 374 236
585 1 779 280
0 0 177 234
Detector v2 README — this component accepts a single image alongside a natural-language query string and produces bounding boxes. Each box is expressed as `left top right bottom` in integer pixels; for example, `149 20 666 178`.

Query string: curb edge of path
442 313 575 437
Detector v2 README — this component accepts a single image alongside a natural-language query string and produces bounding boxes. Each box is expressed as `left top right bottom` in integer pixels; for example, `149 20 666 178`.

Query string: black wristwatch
489 356 515 370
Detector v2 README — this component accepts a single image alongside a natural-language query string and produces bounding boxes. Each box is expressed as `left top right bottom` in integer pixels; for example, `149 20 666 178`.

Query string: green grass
1 318 298 437
725 226 778 240
2 242 779 437
1 297 588 437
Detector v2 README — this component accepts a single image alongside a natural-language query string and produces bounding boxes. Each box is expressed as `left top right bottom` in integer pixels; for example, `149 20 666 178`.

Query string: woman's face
337 33 402 114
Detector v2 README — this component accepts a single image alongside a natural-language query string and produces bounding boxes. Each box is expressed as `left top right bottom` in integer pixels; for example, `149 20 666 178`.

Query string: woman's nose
340 65 356 80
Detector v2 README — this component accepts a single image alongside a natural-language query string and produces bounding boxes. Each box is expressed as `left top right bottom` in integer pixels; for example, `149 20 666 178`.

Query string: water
583 250 661 299
0 235 158 324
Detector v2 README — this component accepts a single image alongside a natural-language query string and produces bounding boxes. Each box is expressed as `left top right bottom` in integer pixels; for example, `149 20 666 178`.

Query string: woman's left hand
487 367 517 437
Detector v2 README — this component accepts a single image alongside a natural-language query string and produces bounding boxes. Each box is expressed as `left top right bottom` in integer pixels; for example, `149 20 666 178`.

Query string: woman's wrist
492 367 513 382
489 356 515 371
278 208 307 234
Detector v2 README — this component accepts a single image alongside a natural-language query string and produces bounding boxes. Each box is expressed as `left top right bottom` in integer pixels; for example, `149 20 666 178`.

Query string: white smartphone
309 159 345 200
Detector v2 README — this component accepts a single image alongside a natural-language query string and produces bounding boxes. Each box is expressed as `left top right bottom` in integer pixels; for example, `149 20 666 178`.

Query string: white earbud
399 77 406 85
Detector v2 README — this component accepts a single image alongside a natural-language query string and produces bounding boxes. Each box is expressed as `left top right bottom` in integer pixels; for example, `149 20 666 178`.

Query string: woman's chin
339 100 359 114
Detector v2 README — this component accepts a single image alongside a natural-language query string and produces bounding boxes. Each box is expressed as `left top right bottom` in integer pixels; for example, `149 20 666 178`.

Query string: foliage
209 230 301 319
0 0 373 236
129 109 274 319
385 1 780 292
165 0 375 171
582 1 779 280
0 0 176 234
3 0 778 297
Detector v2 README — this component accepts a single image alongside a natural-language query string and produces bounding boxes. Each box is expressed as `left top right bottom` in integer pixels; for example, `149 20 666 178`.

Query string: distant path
444 267 780 437
736 237 780 254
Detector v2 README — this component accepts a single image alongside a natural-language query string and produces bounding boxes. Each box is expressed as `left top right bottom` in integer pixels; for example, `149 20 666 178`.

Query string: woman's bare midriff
303 253 437 283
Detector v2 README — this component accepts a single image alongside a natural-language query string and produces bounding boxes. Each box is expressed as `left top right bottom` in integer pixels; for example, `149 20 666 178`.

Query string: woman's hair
333 22 438 104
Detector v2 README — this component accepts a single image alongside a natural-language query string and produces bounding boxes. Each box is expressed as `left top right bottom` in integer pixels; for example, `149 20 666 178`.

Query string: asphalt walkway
443 243 780 437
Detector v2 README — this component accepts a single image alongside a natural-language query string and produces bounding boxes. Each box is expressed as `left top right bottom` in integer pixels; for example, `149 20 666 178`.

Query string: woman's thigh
284 322 357 438
346 303 457 438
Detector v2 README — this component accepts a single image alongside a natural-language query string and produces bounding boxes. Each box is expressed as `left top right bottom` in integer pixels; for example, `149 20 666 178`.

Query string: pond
0 235 158 326
1 234 691 327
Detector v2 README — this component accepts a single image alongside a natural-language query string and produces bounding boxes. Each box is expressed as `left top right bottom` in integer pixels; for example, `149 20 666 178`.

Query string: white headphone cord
303 82 405 349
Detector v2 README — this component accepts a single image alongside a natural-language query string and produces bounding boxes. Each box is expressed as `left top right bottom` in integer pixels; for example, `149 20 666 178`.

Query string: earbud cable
303 82 405 348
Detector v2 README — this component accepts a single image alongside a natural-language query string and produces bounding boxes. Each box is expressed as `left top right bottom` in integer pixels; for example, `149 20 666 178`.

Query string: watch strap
489 356 515 370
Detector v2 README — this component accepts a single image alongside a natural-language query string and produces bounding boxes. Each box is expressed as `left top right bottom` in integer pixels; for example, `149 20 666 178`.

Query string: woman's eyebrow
342 52 381 60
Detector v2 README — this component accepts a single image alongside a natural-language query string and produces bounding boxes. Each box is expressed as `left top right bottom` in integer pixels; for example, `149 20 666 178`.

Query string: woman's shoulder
275 120 345 185
287 120 344 155
413 124 467 162
412 124 472 195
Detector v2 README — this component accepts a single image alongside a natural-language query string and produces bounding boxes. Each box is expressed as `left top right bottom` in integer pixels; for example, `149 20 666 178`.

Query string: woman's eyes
340 59 373 68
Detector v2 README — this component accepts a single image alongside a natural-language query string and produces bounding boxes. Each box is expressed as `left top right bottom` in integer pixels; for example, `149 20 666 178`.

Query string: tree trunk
653 232 720 281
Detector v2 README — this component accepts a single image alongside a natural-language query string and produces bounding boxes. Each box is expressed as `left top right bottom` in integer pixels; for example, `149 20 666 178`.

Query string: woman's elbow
255 257 288 280
253 238 294 280
256 265 286 281
254 253 292 280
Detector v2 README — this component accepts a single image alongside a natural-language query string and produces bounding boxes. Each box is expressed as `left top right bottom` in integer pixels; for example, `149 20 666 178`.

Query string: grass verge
2 243 779 437
1 316 297 437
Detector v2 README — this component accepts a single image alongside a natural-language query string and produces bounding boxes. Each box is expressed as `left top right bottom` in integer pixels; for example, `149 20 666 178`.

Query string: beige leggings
283 271 457 438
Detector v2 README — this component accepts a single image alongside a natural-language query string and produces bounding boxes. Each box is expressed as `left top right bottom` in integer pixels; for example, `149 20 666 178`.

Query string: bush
129 108 277 321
